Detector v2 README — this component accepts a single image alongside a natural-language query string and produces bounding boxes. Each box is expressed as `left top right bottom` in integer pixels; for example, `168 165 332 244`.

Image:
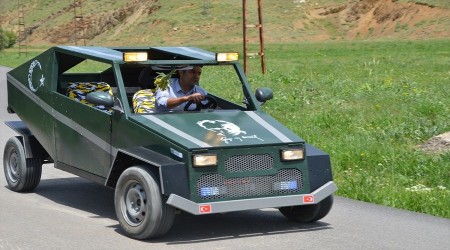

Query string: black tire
114 166 175 239
3 137 42 192
279 195 334 223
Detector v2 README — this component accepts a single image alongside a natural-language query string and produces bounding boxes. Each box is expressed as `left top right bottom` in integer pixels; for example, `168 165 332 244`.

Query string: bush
0 28 17 51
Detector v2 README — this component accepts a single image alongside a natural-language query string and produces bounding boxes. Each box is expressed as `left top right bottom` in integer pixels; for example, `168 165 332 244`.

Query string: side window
58 59 113 95
58 59 115 113
64 59 111 74
201 65 246 109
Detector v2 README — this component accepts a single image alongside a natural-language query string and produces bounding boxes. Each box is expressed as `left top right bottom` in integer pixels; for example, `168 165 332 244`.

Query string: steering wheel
184 95 218 111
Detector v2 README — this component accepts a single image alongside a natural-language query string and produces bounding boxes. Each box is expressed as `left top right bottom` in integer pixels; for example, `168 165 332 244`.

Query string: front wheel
3 137 42 192
114 166 175 239
279 195 334 223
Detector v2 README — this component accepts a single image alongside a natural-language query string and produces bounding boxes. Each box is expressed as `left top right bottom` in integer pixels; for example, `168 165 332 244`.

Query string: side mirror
86 92 114 108
255 87 273 103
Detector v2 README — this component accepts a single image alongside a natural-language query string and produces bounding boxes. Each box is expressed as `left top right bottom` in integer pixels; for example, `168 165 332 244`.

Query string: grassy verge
0 49 45 68
238 39 450 218
1 39 449 218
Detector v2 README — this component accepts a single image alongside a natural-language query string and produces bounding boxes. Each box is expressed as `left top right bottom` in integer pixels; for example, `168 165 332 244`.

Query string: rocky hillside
0 0 449 46
311 0 450 39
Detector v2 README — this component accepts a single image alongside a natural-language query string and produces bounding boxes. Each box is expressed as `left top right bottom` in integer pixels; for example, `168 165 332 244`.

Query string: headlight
193 154 217 167
280 148 305 161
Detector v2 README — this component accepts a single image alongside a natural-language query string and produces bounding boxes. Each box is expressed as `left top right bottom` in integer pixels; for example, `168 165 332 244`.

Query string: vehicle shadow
151 212 332 245
34 177 332 243
34 177 117 220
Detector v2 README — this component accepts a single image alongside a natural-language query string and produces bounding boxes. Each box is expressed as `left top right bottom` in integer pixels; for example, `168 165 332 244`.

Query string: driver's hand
187 93 204 103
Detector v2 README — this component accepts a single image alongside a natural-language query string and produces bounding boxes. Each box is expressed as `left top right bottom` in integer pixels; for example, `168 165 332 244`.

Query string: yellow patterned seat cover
133 89 156 113
66 82 113 113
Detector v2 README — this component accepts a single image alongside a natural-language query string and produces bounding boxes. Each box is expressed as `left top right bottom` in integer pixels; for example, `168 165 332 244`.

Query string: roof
55 46 216 63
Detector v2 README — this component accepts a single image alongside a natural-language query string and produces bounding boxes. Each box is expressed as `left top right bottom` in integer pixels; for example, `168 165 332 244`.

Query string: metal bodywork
6 46 336 215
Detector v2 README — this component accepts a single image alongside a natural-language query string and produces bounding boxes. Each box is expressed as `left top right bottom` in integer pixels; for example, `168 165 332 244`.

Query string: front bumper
166 181 337 215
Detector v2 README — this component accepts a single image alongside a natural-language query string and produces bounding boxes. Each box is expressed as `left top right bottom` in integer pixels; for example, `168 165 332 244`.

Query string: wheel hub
124 183 147 225
7 151 20 183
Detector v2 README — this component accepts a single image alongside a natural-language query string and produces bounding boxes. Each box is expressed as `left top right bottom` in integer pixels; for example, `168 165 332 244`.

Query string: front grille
197 169 303 200
225 154 274 172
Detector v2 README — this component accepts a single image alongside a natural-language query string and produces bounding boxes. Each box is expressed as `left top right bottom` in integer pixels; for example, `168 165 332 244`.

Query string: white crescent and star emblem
28 60 45 92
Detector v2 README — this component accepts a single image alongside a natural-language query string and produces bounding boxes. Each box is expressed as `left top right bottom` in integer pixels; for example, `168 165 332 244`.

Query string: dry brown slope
1 0 449 45
310 0 450 40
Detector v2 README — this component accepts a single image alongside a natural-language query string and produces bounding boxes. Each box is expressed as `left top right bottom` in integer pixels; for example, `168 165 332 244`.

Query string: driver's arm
166 93 204 109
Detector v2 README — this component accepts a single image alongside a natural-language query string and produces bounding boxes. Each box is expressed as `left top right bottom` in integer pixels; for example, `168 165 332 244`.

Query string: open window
55 52 116 112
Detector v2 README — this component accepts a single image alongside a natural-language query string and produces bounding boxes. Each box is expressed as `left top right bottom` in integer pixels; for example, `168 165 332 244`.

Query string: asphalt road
0 65 449 249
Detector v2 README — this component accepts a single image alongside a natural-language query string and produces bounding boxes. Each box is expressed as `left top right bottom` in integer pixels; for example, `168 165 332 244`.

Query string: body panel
53 93 112 177
7 51 56 159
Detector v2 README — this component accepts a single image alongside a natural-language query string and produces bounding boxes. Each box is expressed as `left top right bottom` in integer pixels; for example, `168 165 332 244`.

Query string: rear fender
4 121 50 161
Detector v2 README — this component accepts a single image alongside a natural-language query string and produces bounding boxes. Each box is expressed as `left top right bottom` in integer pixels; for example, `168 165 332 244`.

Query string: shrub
0 28 17 51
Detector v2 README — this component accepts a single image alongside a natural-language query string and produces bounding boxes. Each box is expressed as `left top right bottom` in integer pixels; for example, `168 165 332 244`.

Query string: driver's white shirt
154 78 207 112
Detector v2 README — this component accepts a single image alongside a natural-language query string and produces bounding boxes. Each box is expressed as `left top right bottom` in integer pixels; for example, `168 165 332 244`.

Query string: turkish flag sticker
199 204 212 214
303 195 314 203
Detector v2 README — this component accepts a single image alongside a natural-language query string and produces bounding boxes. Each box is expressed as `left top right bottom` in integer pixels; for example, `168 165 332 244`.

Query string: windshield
200 64 246 109
122 64 250 114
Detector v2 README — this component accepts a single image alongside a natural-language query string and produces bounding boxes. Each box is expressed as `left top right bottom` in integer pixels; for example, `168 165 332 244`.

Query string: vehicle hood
130 111 304 149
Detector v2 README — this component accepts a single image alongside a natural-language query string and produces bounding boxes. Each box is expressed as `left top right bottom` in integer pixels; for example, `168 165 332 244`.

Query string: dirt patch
9 0 160 45
311 0 450 39
419 132 450 154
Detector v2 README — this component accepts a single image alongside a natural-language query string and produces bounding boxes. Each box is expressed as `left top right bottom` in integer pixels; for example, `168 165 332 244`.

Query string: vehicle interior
55 51 250 114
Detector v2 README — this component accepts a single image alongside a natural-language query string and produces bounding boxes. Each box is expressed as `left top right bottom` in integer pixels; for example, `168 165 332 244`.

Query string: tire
279 195 334 223
3 137 42 192
114 166 175 239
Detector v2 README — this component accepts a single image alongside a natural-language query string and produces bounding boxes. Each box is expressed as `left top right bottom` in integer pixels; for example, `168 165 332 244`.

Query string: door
53 92 112 178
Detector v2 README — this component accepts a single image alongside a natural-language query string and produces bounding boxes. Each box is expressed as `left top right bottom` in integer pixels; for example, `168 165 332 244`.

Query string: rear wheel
3 137 42 192
279 195 334 223
114 166 175 239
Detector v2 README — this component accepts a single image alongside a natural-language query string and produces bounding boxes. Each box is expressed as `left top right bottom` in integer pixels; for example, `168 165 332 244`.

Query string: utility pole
18 0 27 56
242 0 266 74
73 0 86 46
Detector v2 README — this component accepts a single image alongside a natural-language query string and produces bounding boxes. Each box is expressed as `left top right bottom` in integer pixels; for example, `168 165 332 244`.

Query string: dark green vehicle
4 46 337 239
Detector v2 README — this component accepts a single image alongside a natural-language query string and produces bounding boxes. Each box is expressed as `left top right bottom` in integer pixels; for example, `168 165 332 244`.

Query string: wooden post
242 0 266 74
18 0 27 56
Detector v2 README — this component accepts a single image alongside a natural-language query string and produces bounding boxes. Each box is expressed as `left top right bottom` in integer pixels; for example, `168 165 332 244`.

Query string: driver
154 66 207 112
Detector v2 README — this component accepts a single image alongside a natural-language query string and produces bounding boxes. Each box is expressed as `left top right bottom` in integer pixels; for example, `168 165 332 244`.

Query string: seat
132 66 158 114
132 89 156 113
66 82 113 113
133 66 178 113
138 66 157 90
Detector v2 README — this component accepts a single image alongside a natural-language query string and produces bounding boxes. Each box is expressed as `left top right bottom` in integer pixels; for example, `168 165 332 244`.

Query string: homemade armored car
4 46 337 239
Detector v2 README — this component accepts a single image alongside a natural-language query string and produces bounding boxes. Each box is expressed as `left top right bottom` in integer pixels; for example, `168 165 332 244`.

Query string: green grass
1 39 449 218
242 39 450 218
209 39 450 218
0 51 42 68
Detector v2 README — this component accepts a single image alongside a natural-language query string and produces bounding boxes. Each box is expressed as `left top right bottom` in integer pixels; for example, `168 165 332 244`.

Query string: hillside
0 0 449 46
